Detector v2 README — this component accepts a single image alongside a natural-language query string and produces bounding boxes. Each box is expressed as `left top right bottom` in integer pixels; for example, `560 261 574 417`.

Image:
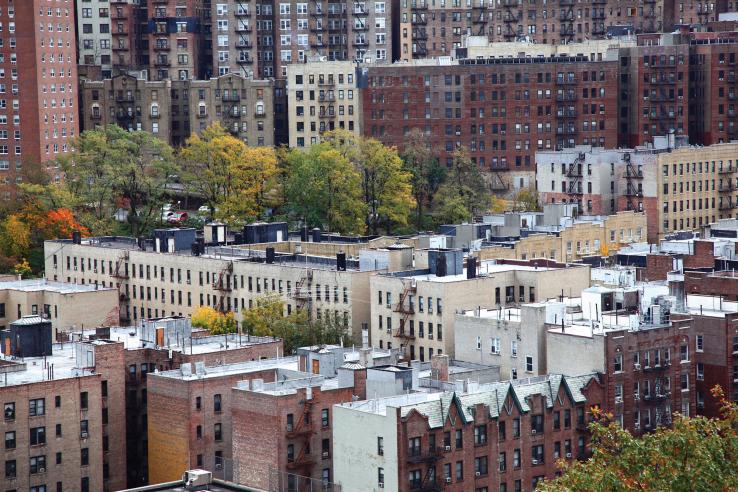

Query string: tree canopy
538 387 738 491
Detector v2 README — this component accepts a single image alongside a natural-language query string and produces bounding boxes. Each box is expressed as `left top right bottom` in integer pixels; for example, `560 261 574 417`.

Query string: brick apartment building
601 305 738 433
230 364 368 489
361 56 619 192
333 373 604 492
7 0 78 184
401 0 731 61
537 140 738 242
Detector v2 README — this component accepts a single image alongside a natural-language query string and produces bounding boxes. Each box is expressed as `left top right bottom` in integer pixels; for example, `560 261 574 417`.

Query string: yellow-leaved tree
191 305 237 335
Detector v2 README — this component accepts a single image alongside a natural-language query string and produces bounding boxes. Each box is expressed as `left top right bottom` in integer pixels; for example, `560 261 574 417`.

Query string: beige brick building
370 253 591 359
286 60 364 148
80 73 275 147
478 211 648 263
44 237 379 343
0 279 118 339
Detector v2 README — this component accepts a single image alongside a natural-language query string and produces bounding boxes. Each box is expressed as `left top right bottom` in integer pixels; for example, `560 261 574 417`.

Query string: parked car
167 211 189 225
161 204 175 221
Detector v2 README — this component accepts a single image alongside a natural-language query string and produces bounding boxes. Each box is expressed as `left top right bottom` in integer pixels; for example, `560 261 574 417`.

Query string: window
30 398 45 416
378 467 384 486
4 402 14 420
80 391 88 410
214 423 223 441
30 426 46 446
525 356 533 372
455 429 463 448
476 455 489 475
474 425 487 445
5 459 15 478
513 418 520 438
214 394 222 412
196 396 202 410
456 460 464 480
680 345 689 362
377 436 384 455
80 420 89 438
321 408 329 427
531 414 544 433
532 444 544 464
4 431 15 449
696 335 703 352
613 354 623 372
81 447 89 466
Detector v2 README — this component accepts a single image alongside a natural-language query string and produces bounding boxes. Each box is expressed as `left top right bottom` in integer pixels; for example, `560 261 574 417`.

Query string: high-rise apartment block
9 0 78 180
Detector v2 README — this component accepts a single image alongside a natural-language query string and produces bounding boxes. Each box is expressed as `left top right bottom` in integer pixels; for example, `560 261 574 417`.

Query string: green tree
284 144 366 234
435 147 490 222
401 129 447 229
63 126 177 236
512 186 541 212
323 130 415 234
0 214 30 259
537 387 738 492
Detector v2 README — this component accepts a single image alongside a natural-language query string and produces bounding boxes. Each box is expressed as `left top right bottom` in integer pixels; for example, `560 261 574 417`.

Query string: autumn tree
537 387 738 491
63 126 177 236
401 129 447 229
322 130 415 234
512 186 541 212
435 147 490 223
219 146 279 224
283 144 366 234
0 214 30 259
191 305 238 335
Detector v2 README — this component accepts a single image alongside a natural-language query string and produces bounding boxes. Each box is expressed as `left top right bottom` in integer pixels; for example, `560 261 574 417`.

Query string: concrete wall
546 330 605 375
333 404 399 492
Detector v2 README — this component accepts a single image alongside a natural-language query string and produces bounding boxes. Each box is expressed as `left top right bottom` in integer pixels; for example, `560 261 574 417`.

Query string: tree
63 126 177 236
218 146 279 224
537 387 738 492
322 130 415 234
191 306 237 335
512 186 541 212
283 144 366 234
0 214 30 259
435 147 490 222
179 124 234 218
401 129 447 230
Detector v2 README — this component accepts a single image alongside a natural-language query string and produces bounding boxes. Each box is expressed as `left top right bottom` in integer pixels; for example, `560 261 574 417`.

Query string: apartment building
188 73 274 146
286 60 363 148
537 139 738 242
618 41 691 147
43 235 378 343
688 34 738 145
76 0 115 77
0 278 117 338
370 251 591 359
80 73 276 147
361 56 618 191
8 0 78 179
332 373 604 492
147 0 205 81
478 210 648 262
211 0 392 80
0 318 127 492
454 36 636 62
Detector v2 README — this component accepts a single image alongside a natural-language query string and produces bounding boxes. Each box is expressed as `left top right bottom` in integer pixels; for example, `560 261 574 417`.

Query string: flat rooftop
153 356 299 381
97 326 281 356
397 260 570 283
0 278 115 294
458 307 522 322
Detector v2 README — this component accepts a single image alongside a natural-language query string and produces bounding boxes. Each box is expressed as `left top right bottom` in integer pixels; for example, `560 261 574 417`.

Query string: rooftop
153 356 299 381
0 278 115 294
394 260 571 283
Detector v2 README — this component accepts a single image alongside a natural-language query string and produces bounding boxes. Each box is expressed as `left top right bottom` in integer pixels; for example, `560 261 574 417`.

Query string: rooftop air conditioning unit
183 470 213 488
634 363 641 370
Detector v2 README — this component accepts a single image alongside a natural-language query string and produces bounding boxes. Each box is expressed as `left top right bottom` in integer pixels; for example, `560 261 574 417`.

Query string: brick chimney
431 354 450 382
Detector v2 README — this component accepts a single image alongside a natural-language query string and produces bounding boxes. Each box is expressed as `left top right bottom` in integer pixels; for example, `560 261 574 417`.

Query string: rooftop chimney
430 354 450 382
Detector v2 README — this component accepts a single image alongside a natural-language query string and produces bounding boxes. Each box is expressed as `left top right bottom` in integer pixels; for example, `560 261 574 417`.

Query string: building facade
9 0 78 179
286 60 363 148
332 374 604 492
361 56 618 191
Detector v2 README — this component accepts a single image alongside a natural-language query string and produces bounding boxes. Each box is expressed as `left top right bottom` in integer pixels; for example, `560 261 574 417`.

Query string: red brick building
361 57 618 190
231 365 367 490
9 0 78 181
147 0 206 81
332 373 604 492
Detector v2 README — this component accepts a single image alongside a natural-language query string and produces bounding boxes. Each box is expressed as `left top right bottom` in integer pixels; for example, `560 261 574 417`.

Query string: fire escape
286 398 315 473
501 0 519 40
407 446 443 491
556 73 578 149
351 2 369 58
565 153 585 208
639 358 672 431
292 269 314 313
310 1 326 50
220 86 242 136
393 280 417 345
719 163 736 213
696 1 711 23
326 2 348 60
111 250 130 321
234 1 254 74
212 262 234 312
411 0 428 57
623 153 643 212
591 3 605 36
472 1 488 36
648 58 678 137
642 0 657 32
559 0 575 41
